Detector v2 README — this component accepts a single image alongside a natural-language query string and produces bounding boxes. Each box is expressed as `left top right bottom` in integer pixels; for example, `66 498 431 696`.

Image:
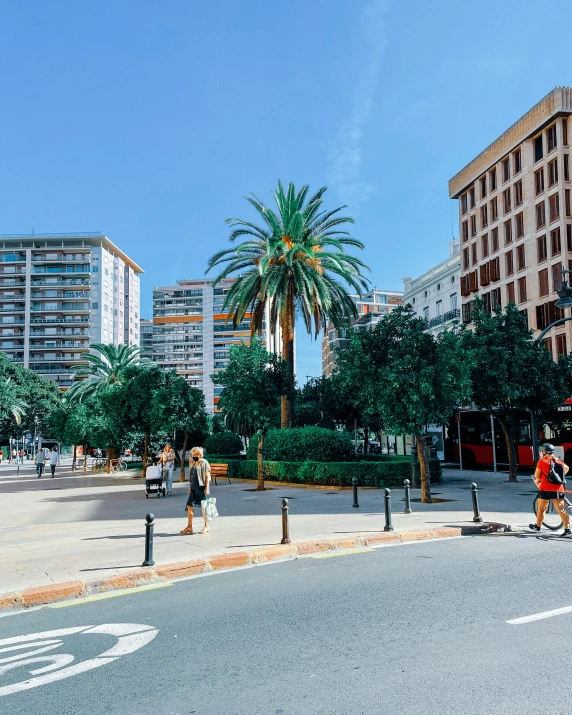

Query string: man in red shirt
530 443 571 536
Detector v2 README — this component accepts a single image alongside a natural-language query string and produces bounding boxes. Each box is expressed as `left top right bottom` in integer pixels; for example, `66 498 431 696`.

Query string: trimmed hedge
246 427 355 463
203 432 243 456
221 458 441 487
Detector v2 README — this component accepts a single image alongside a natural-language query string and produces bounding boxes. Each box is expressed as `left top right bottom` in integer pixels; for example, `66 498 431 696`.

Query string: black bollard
352 477 359 508
281 498 291 544
384 488 394 532
142 513 155 566
404 479 412 514
471 482 483 523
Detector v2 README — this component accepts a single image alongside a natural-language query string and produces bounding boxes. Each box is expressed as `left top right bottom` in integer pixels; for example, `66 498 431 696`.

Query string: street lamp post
530 269 572 461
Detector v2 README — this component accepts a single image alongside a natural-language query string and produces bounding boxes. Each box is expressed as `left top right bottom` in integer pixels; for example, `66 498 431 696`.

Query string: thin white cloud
328 0 391 207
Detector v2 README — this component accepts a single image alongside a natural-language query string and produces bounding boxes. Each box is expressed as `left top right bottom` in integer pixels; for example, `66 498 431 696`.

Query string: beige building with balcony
0 233 143 389
449 86 572 357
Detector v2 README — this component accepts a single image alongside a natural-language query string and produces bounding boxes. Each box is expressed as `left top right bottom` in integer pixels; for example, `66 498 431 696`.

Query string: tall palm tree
208 181 369 427
66 343 145 404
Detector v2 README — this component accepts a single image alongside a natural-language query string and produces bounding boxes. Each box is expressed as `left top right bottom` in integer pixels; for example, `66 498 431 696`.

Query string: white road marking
507 605 572 624
0 623 158 696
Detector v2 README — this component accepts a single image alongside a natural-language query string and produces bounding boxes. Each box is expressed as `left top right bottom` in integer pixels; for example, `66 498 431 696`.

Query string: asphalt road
2 532 572 715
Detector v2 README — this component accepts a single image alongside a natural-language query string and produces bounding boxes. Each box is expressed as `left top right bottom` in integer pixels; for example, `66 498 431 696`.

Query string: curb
0 527 461 613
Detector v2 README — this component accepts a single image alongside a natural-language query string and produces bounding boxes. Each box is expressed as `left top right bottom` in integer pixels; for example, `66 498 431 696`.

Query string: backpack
547 459 565 485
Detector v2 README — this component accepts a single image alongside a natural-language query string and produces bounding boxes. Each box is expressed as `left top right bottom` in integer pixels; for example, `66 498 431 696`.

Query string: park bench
210 463 231 486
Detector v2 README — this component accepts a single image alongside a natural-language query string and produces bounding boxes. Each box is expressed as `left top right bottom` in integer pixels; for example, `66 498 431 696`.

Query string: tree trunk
179 433 188 482
418 435 432 503
83 443 88 472
142 432 150 479
496 414 519 482
364 427 369 455
106 448 112 474
280 292 295 429
72 444 77 471
257 430 266 491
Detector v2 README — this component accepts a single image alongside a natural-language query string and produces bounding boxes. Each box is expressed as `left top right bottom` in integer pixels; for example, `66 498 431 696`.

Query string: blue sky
2 0 572 379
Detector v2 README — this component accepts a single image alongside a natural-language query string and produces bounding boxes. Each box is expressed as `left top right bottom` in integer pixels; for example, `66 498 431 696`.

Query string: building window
479 176 486 199
549 193 560 223
482 291 492 314
568 225 572 252
469 186 476 209
461 194 468 214
504 219 512 245
515 212 524 238
557 334 568 356
506 281 515 304
516 244 525 271
502 157 510 183
513 149 522 174
462 220 469 242
537 301 564 331
565 155 570 182
535 168 545 195
551 227 561 256
513 180 523 207
539 269 549 297
503 187 512 214
462 248 469 270
92 301 99 309
517 277 527 303
423 307 429 321
481 233 489 258
549 159 559 187
491 288 501 310
450 293 458 311
460 276 470 297
489 168 497 191
471 242 478 265
537 234 548 262
481 204 488 227
544 337 553 356
490 256 501 282
536 202 546 229
535 134 544 162
469 270 479 293
566 190 571 217
505 250 514 276
548 124 558 153
564 119 569 146
491 227 499 253
436 300 443 316
552 263 563 292
470 214 477 236
490 197 498 222
480 262 490 286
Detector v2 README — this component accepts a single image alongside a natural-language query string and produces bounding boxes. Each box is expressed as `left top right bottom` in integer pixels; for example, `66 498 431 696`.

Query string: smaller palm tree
0 379 27 425
66 343 145 404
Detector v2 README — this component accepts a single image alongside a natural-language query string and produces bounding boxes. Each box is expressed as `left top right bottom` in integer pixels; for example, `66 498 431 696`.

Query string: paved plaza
0 460 541 596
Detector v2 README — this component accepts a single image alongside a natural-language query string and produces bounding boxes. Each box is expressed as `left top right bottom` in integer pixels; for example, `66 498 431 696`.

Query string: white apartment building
402 241 461 335
449 87 572 358
152 277 277 414
0 233 143 389
321 288 403 376
140 318 154 359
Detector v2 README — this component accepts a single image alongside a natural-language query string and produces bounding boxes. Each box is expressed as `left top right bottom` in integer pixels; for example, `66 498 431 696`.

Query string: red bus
448 403 572 470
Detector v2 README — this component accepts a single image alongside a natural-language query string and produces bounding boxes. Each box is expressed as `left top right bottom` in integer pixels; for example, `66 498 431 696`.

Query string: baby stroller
145 464 166 498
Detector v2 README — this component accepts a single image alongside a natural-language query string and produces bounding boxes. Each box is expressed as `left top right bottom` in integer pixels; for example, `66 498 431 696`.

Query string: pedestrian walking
160 444 176 496
530 443 571 536
10 448 16 464
180 447 212 535
0 448 4 465
18 449 24 464
49 447 59 478
35 449 47 478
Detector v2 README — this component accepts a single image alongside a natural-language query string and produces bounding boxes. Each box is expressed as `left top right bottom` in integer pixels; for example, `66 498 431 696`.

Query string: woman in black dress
180 447 211 535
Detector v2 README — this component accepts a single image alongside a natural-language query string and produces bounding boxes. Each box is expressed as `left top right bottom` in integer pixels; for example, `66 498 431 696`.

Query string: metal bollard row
281 498 291 544
142 513 155 566
471 482 483 523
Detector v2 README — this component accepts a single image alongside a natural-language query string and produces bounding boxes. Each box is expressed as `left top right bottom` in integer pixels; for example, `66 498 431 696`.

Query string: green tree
207 181 369 428
149 371 210 481
213 339 292 490
66 343 145 404
463 300 572 482
0 378 27 426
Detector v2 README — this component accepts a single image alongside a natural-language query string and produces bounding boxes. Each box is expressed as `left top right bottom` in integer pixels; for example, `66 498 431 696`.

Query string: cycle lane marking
0 623 158 696
507 605 572 624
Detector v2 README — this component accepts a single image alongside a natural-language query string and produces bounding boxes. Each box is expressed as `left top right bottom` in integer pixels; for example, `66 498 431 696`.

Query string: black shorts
185 486 205 509
538 490 566 501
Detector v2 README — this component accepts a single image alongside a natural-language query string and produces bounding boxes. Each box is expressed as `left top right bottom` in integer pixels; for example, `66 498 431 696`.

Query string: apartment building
139 318 154 359
152 277 276 414
321 288 403 377
403 241 461 335
449 87 572 358
0 233 143 389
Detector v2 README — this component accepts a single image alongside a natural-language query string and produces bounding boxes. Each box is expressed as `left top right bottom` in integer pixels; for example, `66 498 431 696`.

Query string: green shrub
245 427 354 463
203 432 243 456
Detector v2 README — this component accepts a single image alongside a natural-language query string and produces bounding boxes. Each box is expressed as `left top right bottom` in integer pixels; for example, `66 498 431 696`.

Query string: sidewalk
0 462 539 597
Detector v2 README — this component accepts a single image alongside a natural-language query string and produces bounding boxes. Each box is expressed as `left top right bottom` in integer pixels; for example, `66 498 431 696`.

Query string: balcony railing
29 356 86 362
31 279 91 287
31 255 90 262
31 291 90 299
29 330 89 336
0 255 26 263
0 294 25 300
0 320 25 325
29 317 90 324
426 309 461 328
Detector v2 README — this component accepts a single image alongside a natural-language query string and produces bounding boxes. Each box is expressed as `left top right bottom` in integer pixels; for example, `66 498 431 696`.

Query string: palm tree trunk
418 436 432 503
180 433 188 482
280 292 295 429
